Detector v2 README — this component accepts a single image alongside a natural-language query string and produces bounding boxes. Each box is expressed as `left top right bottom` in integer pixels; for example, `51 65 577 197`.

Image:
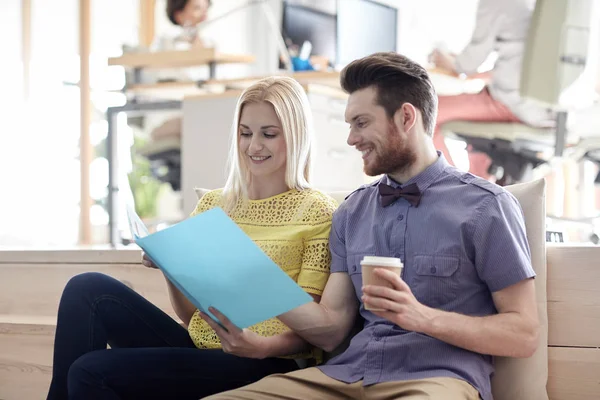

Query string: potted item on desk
291 41 315 72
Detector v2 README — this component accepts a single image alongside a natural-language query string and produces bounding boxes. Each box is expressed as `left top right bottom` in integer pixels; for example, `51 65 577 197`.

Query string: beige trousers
203 367 480 400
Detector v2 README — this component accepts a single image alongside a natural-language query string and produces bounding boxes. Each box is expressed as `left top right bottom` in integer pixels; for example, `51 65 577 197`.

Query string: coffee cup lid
360 256 403 268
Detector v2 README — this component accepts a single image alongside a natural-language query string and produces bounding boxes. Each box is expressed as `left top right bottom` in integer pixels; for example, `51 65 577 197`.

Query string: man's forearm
424 308 539 358
276 273 359 352
262 330 311 358
278 302 352 352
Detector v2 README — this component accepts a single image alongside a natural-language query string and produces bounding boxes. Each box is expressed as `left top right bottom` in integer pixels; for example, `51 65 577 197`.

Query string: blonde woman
46 77 338 400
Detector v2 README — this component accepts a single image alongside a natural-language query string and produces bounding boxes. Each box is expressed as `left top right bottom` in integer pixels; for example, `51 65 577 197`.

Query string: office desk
124 81 205 100
428 67 486 96
108 47 256 83
125 70 340 100
106 49 255 246
205 70 341 87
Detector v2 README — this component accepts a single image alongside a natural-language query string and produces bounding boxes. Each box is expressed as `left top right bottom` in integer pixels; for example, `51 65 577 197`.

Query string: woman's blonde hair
221 76 314 213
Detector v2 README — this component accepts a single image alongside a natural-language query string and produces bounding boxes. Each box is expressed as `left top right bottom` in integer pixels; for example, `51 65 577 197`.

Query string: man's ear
393 103 417 134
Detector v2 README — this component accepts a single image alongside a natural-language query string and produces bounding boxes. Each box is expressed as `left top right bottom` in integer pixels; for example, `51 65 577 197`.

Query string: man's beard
364 123 416 178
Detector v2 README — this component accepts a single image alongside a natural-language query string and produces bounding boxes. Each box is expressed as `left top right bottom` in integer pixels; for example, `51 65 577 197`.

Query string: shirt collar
379 151 448 193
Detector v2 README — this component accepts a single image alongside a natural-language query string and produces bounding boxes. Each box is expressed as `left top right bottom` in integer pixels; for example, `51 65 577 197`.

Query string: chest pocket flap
414 255 459 277
412 255 460 307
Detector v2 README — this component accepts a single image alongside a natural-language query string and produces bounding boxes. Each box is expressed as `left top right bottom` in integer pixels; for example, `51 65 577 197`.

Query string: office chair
138 117 182 191
441 0 594 185
138 139 181 191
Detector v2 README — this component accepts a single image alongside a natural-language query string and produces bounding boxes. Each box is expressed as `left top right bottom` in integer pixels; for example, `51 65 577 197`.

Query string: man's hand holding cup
361 256 435 333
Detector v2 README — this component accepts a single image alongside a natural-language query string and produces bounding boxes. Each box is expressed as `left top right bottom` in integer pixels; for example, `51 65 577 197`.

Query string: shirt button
374 336 380 341
430 266 437 274
397 214 404 221
394 253 401 259
352 265 357 272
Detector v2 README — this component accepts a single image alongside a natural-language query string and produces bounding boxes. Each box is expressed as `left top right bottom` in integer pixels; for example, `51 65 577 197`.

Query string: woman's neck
246 177 290 200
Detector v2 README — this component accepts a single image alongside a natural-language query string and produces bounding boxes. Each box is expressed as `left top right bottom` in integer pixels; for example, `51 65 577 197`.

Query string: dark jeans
46 272 298 400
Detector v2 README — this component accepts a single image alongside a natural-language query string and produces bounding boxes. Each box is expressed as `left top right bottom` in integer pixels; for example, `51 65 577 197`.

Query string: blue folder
127 206 312 329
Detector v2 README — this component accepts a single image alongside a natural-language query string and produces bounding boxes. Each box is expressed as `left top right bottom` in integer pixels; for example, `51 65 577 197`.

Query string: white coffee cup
361 256 403 311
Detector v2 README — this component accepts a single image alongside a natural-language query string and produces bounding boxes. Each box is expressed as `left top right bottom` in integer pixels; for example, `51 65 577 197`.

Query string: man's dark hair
340 52 438 136
166 0 212 26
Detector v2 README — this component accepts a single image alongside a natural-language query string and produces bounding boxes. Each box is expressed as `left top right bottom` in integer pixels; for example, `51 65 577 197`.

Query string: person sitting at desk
146 0 213 82
430 0 552 181
203 52 539 400
133 0 214 194
45 76 338 400
164 0 212 48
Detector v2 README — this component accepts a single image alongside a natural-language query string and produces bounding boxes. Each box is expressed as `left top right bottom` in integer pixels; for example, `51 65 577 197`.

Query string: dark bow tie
378 182 422 207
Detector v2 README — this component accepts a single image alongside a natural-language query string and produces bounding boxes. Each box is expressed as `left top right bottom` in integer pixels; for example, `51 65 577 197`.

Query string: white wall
0 0 23 102
393 0 478 65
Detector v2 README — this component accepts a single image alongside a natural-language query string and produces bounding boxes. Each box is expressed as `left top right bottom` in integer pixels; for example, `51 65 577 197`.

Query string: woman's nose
249 135 263 152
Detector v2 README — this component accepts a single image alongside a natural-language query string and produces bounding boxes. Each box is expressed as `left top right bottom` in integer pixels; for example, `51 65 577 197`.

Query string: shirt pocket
411 254 460 308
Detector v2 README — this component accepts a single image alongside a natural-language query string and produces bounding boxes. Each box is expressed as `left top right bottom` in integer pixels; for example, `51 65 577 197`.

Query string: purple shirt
317 155 535 400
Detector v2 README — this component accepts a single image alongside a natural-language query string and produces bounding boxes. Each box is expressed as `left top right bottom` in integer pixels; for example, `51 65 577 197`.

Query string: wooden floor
0 318 55 400
1 246 600 400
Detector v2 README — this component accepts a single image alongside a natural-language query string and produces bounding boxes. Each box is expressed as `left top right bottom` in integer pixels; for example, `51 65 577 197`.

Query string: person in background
430 0 552 181
164 0 212 48
46 76 338 400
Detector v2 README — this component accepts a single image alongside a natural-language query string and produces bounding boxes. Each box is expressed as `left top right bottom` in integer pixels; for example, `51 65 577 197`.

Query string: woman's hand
429 48 458 75
200 307 271 359
141 253 158 269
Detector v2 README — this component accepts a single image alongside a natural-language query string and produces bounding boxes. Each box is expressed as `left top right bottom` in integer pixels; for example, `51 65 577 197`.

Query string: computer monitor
337 0 398 68
281 1 337 65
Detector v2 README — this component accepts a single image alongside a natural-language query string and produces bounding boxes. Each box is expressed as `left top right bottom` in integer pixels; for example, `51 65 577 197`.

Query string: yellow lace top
187 188 338 361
